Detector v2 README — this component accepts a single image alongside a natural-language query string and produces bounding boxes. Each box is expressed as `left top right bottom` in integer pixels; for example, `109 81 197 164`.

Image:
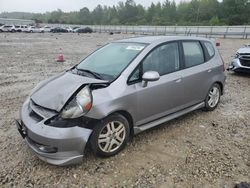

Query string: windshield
76 42 146 81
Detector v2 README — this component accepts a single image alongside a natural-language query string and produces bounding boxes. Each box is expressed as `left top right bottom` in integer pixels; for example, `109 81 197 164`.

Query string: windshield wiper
75 67 103 80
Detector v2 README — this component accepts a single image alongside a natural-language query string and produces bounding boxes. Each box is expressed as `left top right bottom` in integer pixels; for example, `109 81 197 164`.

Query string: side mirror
142 71 160 87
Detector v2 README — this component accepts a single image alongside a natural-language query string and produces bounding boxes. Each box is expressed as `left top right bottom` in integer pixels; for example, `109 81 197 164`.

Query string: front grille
29 100 57 119
29 110 43 122
239 55 250 67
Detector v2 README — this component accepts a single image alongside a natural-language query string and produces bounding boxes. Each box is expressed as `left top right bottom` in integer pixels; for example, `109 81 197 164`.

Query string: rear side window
204 41 215 58
183 41 204 68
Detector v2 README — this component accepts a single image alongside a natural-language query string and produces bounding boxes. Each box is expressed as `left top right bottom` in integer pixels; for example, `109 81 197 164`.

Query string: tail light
219 53 225 72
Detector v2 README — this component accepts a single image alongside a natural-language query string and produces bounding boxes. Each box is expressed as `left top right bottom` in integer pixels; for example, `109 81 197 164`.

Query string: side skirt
133 102 205 135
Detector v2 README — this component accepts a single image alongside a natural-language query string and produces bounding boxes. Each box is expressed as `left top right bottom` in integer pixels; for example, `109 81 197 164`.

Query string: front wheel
204 83 221 111
90 114 130 157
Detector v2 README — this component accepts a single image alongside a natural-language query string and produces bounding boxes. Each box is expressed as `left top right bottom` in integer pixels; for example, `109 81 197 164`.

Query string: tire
204 83 221 111
90 113 130 157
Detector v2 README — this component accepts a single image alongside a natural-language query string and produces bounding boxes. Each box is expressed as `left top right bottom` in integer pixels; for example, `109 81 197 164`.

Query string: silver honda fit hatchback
16 36 226 165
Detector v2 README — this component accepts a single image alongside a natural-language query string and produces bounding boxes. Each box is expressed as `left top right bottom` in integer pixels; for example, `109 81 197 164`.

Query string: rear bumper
16 98 93 166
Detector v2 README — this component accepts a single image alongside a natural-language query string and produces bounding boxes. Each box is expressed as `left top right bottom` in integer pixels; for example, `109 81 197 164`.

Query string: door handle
207 69 212 73
175 78 182 83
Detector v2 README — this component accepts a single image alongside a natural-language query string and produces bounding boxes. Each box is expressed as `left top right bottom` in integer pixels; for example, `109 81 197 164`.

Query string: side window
183 41 204 68
143 42 180 76
129 67 140 82
204 41 215 58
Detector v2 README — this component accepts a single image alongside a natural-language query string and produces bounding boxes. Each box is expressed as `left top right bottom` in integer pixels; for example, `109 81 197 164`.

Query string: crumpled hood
237 47 250 54
31 72 107 112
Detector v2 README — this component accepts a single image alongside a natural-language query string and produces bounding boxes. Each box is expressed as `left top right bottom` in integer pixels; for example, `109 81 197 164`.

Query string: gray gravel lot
0 33 249 187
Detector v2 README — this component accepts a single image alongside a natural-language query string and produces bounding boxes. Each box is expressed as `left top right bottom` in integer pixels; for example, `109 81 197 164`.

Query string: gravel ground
0 33 249 188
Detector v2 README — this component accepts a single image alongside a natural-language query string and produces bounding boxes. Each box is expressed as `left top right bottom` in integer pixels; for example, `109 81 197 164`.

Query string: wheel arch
205 80 224 98
108 110 134 137
214 81 224 95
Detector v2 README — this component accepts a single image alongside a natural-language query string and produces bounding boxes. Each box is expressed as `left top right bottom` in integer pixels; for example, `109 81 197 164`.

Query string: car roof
116 35 211 45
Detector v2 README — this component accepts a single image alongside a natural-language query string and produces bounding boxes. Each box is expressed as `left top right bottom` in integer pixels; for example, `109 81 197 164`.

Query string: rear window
204 41 215 58
183 41 205 68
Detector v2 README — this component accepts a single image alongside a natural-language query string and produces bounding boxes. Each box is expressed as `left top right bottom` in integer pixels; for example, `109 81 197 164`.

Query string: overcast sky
0 0 183 13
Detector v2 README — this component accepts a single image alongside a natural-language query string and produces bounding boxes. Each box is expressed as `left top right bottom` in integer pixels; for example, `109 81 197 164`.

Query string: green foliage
209 16 220 25
221 0 249 25
1 0 249 25
79 7 91 24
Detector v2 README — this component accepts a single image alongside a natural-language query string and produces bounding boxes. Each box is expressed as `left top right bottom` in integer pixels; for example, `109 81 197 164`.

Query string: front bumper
227 59 250 73
16 98 92 166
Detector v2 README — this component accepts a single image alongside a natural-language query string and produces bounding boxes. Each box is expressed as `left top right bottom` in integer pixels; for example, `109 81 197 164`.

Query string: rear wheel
204 83 221 111
90 114 130 157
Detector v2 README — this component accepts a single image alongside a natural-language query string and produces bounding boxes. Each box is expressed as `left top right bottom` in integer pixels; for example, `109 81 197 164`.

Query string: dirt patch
0 33 249 187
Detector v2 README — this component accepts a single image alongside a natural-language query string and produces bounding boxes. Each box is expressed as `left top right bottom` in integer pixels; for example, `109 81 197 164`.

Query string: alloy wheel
98 121 126 153
207 86 220 108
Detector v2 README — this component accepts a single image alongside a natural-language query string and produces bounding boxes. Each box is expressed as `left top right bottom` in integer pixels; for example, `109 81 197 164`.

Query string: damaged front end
16 97 93 165
15 71 109 165
228 46 250 73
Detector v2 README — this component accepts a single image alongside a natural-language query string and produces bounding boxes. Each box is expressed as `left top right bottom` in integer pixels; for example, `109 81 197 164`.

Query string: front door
127 42 185 126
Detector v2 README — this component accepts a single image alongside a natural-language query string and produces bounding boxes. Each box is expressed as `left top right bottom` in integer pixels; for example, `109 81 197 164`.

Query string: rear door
179 40 215 107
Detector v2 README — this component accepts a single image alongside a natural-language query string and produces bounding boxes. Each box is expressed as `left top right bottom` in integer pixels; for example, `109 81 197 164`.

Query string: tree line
1 0 250 26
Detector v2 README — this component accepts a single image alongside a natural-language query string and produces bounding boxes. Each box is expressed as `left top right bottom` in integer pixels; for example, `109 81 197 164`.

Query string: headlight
60 86 92 119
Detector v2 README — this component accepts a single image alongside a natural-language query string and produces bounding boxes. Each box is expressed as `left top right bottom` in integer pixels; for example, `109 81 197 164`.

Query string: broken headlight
60 86 92 119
